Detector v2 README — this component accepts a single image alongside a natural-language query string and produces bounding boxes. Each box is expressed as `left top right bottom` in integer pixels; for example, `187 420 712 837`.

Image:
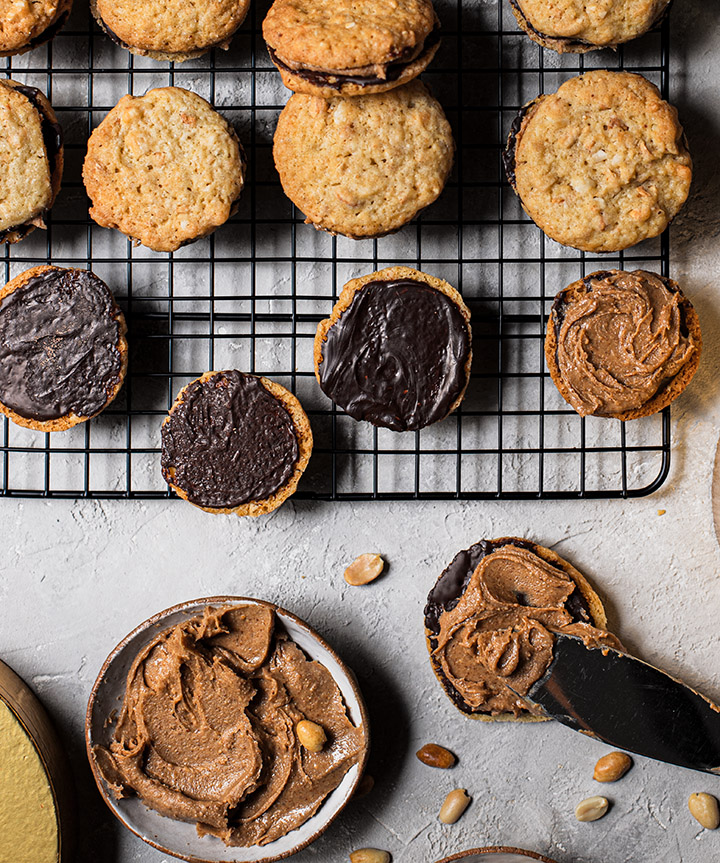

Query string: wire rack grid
0 0 674 501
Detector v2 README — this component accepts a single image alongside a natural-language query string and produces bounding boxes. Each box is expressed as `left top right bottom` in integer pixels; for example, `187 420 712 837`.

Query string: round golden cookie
0 80 64 244
91 0 250 62
545 269 702 420
161 370 313 517
504 70 691 253
274 80 454 239
0 266 128 432
83 87 245 253
263 0 441 98
0 0 72 56
510 0 672 53
424 537 615 723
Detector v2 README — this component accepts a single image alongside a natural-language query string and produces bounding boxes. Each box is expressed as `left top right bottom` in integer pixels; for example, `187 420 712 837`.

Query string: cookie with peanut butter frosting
424 538 621 722
263 0 441 98
83 87 245 253
546 269 701 420
504 70 692 252
509 0 672 54
274 80 454 239
0 0 72 56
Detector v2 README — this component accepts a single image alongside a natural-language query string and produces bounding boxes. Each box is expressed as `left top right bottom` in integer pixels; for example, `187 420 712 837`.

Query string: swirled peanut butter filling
426 540 621 717
94 605 365 847
553 270 698 417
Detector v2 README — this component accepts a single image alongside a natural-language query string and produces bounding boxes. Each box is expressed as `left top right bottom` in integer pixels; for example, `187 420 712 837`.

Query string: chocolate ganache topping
94 604 366 847
0 268 123 421
552 270 698 417
425 539 621 717
318 279 471 431
161 371 300 509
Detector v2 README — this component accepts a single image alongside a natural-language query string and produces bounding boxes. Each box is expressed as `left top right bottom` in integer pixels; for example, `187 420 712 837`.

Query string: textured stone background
1 0 719 861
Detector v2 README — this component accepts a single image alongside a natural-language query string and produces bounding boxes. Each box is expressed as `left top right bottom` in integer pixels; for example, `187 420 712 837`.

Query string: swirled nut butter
546 270 701 419
424 538 621 719
93 604 365 847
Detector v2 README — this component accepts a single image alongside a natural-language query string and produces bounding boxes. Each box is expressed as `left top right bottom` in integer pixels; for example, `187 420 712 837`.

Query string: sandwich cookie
91 0 250 62
0 80 63 244
504 70 691 252
0 266 128 432
545 269 701 419
161 370 313 516
314 267 472 431
274 80 454 239
0 0 72 56
83 87 245 253
263 0 440 98
424 537 621 721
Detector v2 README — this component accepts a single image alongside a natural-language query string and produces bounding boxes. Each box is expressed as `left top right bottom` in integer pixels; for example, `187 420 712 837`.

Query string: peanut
688 793 720 830
593 751 632 783
354 773 374 798
349 851 391 863
416 743 456 769
344 553 384 586
438 788 470 824
575 796 609 822
296 719 326 752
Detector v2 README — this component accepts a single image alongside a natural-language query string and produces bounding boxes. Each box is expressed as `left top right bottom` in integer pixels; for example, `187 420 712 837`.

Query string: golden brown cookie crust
263 0 440 97
91 0 250 62
0 266 128 432
0 0 72 56
545 269 702 421
508 70 691 253
83 87 245 253
0 80 64 244
425 538 612 724
163 371 313 517
314 266 473 422
273 80 454 239
510 0 671 53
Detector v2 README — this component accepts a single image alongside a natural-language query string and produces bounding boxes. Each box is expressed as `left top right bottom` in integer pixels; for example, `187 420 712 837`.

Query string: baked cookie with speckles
83 87 245 253
0 79 63 244
161 370 313 516
0 0 72 56
263 0 440 98
273 80 454 239
0 266 127 432
91 0 250 62
545 269 701 420
503 70 691 252
509 0 672 53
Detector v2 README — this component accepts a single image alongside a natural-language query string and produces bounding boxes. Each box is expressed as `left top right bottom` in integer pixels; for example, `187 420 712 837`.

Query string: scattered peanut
354 773 375 798
296 719 326 752
344 553 384 586
349 850 391 863
593 751 632 783
438 788 471 824
575 796 609 822
688 792 720 830
416 743 456 769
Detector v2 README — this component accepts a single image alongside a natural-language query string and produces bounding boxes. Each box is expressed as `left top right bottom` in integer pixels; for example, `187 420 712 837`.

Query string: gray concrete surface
1 1 719 862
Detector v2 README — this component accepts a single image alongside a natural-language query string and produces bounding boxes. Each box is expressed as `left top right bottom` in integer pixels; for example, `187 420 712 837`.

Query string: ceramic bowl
86 596 370 863
436 849 559 863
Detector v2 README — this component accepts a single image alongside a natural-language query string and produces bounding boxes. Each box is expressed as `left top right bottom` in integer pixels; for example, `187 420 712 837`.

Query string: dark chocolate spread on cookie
318 279 470 432
0 268 123 421
161 371 299 509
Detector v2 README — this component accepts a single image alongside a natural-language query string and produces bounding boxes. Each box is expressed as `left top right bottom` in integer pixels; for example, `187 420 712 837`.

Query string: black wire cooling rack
0 0 673 501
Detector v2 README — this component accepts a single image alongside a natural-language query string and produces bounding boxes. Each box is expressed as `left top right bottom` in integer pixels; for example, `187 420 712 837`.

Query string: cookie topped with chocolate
546 269 702 420
263 0 440 98
0 80 63 245
314 267 472 432
161 370 313 516
0 266 128 432
424 538 621 721
0 0 72 56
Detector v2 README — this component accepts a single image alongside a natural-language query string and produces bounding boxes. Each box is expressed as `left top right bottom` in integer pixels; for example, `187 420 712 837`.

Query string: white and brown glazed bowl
436 849 560 863
85 596 370 863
